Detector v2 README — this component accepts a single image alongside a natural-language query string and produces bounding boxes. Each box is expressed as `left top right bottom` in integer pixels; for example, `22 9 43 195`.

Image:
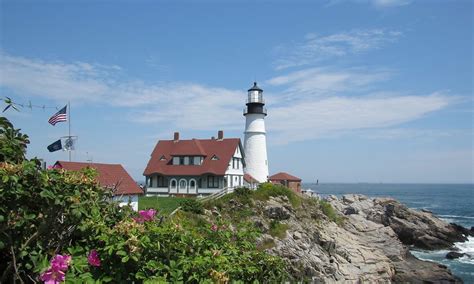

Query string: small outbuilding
53 161 143 211
243 173 259 190
269 172 302 193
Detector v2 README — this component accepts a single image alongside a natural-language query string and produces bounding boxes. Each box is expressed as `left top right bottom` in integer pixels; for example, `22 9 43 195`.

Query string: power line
2 97 60 112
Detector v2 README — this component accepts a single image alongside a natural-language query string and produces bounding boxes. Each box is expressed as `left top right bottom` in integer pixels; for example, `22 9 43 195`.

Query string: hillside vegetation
0 117 289 283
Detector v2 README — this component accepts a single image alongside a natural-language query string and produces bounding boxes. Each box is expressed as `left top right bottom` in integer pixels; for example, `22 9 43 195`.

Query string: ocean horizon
302 183 474 282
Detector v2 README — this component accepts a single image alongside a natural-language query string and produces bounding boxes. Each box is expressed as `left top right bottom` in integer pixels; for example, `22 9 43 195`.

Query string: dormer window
211 155 219 161
159 155 166 161
172 156 204 165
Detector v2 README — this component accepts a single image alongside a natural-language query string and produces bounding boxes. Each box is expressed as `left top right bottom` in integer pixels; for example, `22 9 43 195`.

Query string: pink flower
211 224 218 231
87 249 101 267
50 254 71 272
139 209 157 221
134 209 157 223
40 268 65 284
40 254 70 283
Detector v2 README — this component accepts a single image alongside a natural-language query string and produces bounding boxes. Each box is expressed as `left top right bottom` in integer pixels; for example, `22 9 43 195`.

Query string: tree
0 117 30 163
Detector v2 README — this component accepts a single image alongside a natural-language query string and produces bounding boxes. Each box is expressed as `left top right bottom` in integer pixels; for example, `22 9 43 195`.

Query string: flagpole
68 101 71 162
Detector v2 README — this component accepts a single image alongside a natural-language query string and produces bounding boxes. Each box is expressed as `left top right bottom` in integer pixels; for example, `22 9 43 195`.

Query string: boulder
446 251 470 260
264 205 291 220
343 206 358 215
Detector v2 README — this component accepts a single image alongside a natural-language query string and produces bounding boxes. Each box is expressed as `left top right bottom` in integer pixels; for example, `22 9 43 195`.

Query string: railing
243 108 267 115
246 98 265 104
198 187 233 203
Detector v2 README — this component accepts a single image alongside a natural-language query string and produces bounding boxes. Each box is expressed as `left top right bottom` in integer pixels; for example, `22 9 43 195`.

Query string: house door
178 179 187 194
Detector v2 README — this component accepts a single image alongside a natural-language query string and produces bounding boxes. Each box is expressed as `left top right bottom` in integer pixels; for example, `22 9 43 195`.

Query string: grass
319 200 344 225
269 221 289 239
139 196 191 214
252 183 301 208
257 238 276 251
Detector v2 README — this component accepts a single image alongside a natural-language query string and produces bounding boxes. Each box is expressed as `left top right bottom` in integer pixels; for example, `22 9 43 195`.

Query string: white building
243 82 269 183
143 131 245 196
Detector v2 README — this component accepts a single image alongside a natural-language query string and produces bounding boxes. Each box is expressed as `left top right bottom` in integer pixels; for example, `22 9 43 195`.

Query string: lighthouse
243 82 269 183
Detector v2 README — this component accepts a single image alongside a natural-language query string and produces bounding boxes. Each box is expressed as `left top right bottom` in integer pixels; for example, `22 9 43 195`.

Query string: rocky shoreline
250 194 474 283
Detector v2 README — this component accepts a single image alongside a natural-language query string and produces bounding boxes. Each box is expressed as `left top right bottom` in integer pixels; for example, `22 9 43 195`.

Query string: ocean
303 183 474 282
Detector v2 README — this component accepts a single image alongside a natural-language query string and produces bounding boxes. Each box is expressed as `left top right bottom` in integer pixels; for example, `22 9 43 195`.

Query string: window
207 176 219 188
189 156 194 165
159 155 166 161
211 155 219 161
184 156 189 165
157 176 168 187
170 179 177 189
194 157 201 165
173 157 179 165
179 179 187 190
189 179 196 189
236 158 240 169
179 157 185 165
148 176 153 187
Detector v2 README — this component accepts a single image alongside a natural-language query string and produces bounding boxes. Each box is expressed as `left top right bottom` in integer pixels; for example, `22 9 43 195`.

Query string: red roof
244 173 258 183
54 161 143 196
269 172 302 182
143 138 242 176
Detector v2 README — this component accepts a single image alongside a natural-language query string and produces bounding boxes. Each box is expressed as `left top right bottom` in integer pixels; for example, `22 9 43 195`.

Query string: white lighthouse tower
243 82 269 183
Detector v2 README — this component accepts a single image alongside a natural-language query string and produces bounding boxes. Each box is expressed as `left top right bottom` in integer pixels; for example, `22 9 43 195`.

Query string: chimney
173 132 179 142
218 130 224 140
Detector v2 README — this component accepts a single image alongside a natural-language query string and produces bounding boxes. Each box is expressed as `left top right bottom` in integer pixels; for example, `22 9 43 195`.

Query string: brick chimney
218 130 224 140
173 132 179 142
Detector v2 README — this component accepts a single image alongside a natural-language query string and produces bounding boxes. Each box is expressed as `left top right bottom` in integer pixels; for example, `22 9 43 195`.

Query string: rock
446 251 470 259
293 231 303 240
264 205 291 220
343 206 358 215
252 193 465 283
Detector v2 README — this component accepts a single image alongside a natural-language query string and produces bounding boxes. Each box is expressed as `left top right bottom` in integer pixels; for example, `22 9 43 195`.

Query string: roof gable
143 138 243 176
269 172 302 182
55 161 143 196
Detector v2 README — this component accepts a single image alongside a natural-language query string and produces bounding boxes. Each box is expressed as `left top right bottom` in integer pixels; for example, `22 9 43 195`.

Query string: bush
268 221 290 239
180 198 204 214
319 200 344 225
0 118 288 282
253 183 301 208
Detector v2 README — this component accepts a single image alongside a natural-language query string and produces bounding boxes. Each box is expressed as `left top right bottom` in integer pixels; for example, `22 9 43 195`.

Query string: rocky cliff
220 192 473 283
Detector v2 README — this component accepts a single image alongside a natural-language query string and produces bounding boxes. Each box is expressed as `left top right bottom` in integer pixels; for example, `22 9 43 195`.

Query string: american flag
48 105 67 126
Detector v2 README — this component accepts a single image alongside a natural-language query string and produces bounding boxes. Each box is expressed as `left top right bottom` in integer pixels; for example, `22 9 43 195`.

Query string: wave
439 215 474 219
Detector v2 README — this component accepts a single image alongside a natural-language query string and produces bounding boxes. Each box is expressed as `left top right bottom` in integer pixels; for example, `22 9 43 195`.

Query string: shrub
269 221 290 239
180 198 204 214
253 183 301 208
319 200 344 225
0 118 288 282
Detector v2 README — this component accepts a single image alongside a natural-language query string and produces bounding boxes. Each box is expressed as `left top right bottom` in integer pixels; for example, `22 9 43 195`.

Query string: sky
0 0 472 183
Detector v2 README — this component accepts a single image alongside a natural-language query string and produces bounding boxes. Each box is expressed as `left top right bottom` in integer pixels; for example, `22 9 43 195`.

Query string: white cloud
0 53 454 145
370 0 412 8
274 29 402 70
0 53 244 132
326 0 412 8
267 67 391 99
268 93 452 144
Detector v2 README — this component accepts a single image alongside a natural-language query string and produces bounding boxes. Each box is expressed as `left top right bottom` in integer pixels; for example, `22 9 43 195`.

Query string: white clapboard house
143 131 245 197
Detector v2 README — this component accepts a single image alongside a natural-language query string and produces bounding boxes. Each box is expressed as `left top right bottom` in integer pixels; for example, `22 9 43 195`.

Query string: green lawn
138 196 191 214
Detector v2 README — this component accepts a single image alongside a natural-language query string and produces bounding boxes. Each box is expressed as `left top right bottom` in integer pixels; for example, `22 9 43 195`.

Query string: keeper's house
143 131 245 197
53 161 144 211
